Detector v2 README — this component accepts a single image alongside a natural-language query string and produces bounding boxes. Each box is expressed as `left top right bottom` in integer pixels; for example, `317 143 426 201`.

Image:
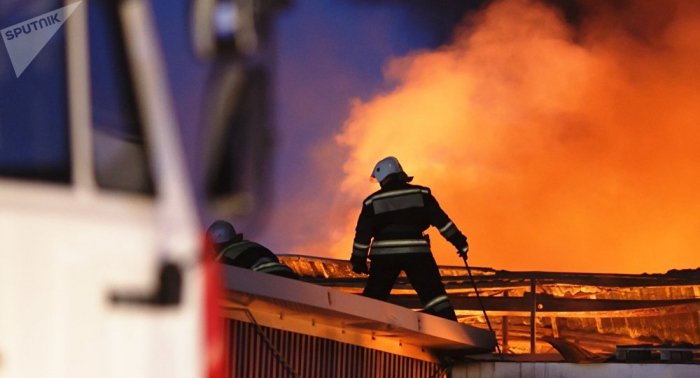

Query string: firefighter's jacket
217 240 297 277
352 182 468 259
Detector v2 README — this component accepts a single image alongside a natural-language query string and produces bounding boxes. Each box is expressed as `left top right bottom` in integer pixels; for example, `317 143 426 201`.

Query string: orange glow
287 0 700 274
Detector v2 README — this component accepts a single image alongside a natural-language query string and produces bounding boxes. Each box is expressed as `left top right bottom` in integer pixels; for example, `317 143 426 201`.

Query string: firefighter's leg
362 257 402 302
403 254 457 321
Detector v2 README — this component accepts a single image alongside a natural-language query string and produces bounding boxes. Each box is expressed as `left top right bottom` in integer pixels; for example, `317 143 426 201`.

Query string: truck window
0 0 71 183
89 1 154 194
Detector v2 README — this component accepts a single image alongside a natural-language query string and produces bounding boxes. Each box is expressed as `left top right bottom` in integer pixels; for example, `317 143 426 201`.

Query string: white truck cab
0 1 219 377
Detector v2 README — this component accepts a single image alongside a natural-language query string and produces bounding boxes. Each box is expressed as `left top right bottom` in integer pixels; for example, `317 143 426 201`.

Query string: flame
283 0 700 274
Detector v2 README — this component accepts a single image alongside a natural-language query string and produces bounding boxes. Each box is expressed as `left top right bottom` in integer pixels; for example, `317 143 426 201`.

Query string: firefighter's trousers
362 253 457 321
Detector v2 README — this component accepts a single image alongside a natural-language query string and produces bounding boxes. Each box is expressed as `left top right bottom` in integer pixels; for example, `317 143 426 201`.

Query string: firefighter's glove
457 240 469 260
350 255 369 274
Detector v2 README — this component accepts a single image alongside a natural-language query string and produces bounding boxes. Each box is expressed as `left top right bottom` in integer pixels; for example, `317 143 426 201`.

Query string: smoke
284 0 700 273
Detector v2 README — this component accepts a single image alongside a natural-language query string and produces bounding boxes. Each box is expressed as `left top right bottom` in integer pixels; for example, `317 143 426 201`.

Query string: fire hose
462 257 504 359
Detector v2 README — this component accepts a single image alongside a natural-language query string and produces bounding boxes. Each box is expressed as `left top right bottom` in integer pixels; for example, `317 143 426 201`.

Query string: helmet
207 220 237 245
370 156 412 183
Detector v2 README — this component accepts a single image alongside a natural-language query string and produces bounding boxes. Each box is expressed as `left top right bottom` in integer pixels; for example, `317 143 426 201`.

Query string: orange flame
286 0 700 274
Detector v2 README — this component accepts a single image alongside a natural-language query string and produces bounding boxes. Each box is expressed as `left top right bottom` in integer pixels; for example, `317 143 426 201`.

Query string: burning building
281 255 700 357
218 256 699 377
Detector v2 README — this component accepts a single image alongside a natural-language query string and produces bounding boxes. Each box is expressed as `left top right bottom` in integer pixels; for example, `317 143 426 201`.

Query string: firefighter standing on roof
350 157 469 321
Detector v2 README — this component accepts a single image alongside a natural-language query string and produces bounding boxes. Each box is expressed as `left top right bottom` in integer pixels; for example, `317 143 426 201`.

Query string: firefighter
208 220 298 279
350 157 468 321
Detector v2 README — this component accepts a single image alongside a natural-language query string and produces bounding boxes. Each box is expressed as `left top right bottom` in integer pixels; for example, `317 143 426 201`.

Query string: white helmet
370 156 412 183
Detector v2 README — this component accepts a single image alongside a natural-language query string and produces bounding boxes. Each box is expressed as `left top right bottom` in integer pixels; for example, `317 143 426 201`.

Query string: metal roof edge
220 264 497 362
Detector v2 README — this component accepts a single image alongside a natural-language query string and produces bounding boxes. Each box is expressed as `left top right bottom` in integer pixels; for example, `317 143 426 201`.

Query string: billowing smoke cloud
284 0 700 274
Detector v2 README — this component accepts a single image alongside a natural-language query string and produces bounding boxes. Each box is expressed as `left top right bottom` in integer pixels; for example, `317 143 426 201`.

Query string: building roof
220 264 497 362
279 255 700 356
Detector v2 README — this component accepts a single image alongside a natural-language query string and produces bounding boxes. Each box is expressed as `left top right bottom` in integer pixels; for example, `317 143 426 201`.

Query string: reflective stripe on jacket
369 239 431 255
216 240 266 263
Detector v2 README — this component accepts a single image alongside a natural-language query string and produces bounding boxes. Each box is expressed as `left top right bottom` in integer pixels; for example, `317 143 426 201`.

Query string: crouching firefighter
350 157 469 321
208 220 298 279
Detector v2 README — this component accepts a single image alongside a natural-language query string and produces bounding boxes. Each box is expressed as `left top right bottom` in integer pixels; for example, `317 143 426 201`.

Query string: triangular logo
1 1 82 78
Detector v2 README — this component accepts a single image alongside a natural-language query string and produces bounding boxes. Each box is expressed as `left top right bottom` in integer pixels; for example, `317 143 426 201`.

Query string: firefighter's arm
425 193 469 259
350 203 373 274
